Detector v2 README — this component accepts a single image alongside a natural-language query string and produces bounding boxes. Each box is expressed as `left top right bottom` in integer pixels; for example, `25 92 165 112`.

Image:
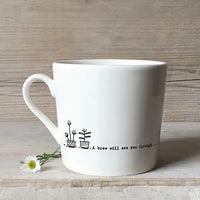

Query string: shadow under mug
23 59 167 176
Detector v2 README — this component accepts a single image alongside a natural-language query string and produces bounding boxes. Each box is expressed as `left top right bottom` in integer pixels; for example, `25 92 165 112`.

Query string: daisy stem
52 147 60 155
41 157 49 166
36 155 43 158
35 147 61 165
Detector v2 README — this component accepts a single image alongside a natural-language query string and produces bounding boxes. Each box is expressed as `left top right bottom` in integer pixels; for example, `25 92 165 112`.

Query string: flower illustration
72 130 77 141
20 156 41 173
67 120 72 141
64 120 77 148
65 132 69 139
67 120 72 126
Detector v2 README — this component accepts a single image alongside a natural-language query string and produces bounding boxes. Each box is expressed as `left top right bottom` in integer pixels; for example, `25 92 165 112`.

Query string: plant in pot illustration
79 128 91 149
65 120 77 148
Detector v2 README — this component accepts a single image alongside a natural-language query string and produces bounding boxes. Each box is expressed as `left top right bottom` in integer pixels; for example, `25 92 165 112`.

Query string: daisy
20 156 41 173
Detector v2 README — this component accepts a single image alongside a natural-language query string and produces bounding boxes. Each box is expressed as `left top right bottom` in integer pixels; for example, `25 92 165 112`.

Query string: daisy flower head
20 156 41 173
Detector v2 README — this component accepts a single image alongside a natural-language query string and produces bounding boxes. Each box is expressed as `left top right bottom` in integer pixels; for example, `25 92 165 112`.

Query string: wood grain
1 122 200 200
0 0 200 121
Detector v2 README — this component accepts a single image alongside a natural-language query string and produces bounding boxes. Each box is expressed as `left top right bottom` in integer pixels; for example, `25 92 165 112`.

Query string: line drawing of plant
65 132 69 140
72 130 77 141
67 120 72 141
79 128 91 149
65 120 76 148
64 121 92 149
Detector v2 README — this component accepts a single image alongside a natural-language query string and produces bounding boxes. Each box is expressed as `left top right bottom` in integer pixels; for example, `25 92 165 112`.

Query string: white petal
32 166 40 173
31 168 39 173
24 155 37 163
24 156 32 163
32 156 37 161
20 156 40 173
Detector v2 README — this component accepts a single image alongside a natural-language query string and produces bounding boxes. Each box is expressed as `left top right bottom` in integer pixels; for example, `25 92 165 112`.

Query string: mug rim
53 59 167 67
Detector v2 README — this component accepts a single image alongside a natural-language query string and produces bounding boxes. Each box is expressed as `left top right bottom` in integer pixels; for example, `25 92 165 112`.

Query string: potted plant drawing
79 128 91 149
65 120 77 148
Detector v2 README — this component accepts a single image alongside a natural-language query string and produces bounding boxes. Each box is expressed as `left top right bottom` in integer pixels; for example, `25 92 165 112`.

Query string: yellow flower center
28 160 36 169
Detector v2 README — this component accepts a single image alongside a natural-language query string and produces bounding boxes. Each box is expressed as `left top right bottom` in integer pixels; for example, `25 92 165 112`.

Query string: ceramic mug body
23 59 167 176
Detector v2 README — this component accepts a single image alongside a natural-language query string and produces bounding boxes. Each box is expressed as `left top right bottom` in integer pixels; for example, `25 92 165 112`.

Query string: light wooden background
0 0 200 122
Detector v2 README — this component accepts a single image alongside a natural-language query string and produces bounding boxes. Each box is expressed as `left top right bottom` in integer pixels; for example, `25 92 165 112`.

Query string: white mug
23 59 167 176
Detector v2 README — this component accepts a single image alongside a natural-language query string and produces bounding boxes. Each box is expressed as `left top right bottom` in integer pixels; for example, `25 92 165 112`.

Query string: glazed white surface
23 60 167 176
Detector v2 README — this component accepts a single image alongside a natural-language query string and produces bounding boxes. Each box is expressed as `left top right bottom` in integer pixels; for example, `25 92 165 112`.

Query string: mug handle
22 74 60 145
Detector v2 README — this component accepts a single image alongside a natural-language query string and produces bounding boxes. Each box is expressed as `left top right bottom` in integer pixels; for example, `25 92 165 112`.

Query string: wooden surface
1 122 200 199
0 0 200 122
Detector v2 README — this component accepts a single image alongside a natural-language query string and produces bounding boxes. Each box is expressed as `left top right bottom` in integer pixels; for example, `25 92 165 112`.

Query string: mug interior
54 59 166 66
